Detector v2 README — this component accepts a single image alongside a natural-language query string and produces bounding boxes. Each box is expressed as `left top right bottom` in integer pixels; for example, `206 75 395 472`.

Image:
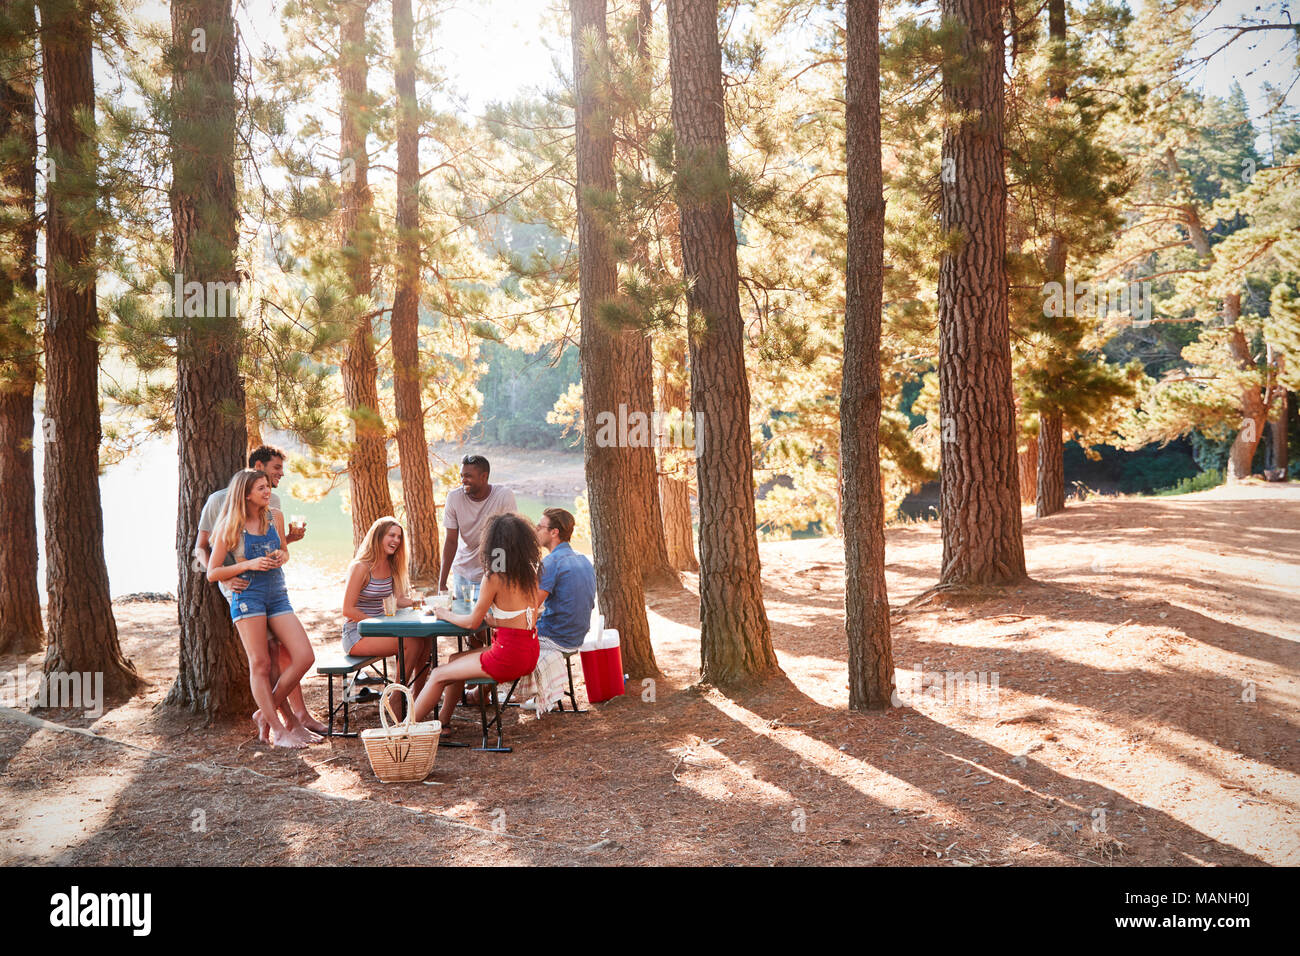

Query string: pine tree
0 0 42 654
390 0 439 583
572 0 659 679
38 0 140 697
338 0 395 545
936 0 1026 584
667 0 780 685
842 0 893 710
163 0 254 717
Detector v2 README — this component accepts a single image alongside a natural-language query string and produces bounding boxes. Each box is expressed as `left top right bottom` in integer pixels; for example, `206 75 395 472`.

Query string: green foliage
1151 468 1224 497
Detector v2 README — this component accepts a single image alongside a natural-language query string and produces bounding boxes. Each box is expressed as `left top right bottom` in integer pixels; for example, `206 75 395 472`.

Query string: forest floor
2 482 1297 866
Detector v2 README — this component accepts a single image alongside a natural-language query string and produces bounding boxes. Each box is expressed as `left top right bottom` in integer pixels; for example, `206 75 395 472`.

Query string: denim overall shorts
230 514 294 623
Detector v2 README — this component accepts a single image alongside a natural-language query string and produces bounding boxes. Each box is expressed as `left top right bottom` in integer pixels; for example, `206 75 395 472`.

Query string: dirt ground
2 482 1297 866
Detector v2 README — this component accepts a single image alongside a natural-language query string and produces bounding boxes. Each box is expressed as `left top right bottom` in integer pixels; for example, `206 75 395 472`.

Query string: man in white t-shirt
438 454 517 601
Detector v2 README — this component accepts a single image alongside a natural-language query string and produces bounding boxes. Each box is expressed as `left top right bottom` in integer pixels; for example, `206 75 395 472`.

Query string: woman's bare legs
347 635 434 718
411 649 488 726
236 617 310 748
270 634 325 733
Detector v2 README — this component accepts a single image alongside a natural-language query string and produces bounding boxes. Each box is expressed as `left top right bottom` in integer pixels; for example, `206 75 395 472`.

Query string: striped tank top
356 572 393 617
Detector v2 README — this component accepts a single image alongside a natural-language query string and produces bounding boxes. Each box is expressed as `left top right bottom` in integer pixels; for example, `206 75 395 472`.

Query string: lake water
30 412 580 600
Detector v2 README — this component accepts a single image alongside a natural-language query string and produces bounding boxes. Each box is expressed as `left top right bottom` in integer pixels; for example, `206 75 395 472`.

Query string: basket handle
379 683 414 733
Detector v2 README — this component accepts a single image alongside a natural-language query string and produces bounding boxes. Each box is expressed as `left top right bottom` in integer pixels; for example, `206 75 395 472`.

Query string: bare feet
252 711 271 744
283 713 323 744
297 713 330 736
272 726 312 749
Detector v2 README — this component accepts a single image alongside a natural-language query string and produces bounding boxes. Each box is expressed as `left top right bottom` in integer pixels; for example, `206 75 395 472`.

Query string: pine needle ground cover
1 483 1295 867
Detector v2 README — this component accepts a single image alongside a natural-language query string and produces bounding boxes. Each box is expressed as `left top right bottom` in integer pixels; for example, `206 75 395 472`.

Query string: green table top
357 602 479 638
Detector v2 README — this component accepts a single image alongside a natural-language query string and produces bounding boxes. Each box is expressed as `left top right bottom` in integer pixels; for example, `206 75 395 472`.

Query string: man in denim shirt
535 508 596 650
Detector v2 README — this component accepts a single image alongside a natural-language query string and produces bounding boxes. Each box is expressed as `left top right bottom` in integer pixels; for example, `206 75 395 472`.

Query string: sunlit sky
128 0 1295 131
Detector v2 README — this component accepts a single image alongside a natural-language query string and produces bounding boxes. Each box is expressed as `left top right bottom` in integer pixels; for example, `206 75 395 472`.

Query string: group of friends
193 448 596 749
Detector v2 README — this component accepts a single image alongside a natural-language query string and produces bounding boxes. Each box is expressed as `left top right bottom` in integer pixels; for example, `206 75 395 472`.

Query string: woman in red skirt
412 513 542 730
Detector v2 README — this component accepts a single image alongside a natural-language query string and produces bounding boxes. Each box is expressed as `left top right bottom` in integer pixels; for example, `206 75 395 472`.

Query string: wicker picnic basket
360 684 441 783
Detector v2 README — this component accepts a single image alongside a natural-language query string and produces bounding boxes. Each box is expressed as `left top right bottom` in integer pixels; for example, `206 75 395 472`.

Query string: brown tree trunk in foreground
165 0 253 717
391 0 439 583
39 0 140 697
339 0 394 546
0 5 44 655
1036 410 1065 517
1017 435 1038 504
572 0 659 679
937 0 1026 584
842 0 894 710
668 0 779 686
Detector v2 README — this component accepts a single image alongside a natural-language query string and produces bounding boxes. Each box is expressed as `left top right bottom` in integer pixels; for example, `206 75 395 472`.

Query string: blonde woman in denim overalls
207 469 318 748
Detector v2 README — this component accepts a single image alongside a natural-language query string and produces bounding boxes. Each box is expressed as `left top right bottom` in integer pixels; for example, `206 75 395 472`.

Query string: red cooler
580 639 625 703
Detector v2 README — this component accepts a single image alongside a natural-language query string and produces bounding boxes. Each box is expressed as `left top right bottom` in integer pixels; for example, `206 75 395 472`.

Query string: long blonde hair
352 516 409 596
216 469 271 553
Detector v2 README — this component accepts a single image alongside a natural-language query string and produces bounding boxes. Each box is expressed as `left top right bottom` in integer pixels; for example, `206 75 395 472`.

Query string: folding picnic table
356 604 518 751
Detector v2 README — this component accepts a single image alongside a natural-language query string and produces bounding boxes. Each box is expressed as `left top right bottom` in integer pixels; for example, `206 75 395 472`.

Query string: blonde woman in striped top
341 517 432 698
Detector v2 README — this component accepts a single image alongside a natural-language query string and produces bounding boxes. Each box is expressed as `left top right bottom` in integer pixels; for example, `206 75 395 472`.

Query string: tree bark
1017 434 1038 504
38 0 140 697
617 0 680 589
1224 293 1266 481
657 332 699 571
1036 410 1065 516
1035 2 1068 518
628 330 678 586
164 0 253 717
572 0 659 680
842 0 894 711
391 0 439 583
667 0 779 686
0 3 44 655
1272 354 1288 476
1036 232 1067 518
339 0 394 546
937 0 1027 584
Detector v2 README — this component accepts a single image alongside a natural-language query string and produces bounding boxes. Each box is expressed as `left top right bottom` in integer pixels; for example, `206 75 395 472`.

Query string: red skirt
480 627 539 683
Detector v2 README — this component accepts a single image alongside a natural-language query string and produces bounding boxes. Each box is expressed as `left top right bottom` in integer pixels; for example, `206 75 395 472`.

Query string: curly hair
480 512 540 595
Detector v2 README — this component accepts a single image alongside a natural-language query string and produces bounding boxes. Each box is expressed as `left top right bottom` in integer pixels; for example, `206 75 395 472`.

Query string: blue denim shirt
537 542 596 650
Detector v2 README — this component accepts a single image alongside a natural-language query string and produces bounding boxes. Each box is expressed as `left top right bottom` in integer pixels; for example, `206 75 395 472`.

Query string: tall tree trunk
1017 435 1038 504
38 0 140 697
391 0 439 583
657 332 699 572
937 0 1026 584
572 0 659 679
1272 354 1288 476
628 331 678 586
1036 232 1067 517
1035 1 1068 518
0 3 43 654
842 0 893 711
618 0 679 589
164 0 252 717
339 0 393 546
1036 410 1065 516
667 0 779 686
1224 293 1266 481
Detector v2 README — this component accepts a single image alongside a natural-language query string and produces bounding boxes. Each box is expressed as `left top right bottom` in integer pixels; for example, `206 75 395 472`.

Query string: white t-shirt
444 484 517 582
198 486 282 535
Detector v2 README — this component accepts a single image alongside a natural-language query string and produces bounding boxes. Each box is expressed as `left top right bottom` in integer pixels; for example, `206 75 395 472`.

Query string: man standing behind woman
205 469 318 748
439 454 516 601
